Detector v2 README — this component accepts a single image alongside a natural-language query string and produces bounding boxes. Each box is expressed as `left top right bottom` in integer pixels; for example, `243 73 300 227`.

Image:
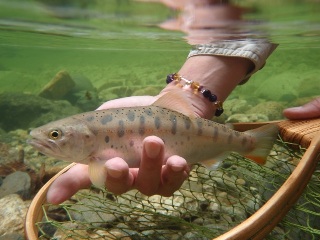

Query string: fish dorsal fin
152 90 197 117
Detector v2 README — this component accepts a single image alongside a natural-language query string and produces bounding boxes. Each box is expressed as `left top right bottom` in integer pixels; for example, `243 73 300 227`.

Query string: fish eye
48 129 62 140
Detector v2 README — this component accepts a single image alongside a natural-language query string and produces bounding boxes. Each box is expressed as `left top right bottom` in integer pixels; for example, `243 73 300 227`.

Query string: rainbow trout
28 92 278 187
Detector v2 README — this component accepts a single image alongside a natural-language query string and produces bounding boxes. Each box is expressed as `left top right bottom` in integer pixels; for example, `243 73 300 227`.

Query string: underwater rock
254 72 300 101
39 70 75 100
226 113 269 123
0 171 31 199
246 101 285 120
65 74 101 111
0 194 29 236
223 99 250 116
69 193 119 228
0 92 81 131
0 233 24 240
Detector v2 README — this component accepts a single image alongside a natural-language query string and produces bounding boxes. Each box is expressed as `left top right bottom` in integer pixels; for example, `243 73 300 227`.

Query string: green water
0 0 319 114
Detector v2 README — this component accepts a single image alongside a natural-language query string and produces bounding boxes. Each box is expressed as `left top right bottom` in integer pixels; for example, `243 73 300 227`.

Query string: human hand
283 97 320 120
46 95 190 204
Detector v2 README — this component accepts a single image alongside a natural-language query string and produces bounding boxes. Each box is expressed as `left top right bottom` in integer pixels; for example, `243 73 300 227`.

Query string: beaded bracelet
166 73 224 117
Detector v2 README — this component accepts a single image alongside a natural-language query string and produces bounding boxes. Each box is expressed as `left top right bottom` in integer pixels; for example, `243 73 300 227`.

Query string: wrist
161 55 253 119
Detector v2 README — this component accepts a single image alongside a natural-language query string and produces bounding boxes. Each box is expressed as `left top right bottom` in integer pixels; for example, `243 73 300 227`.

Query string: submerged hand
47 136 189 204
47 95 190 204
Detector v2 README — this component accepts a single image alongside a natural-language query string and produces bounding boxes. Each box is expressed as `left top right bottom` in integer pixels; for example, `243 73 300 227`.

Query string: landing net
36 137 320 239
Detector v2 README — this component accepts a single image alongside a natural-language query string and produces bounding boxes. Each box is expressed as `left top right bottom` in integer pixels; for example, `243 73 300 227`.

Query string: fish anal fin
89 157 107 187
152 90 197 117
202 153 229 169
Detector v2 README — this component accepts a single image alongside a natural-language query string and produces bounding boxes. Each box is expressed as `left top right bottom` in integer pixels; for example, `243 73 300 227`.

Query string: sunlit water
0 0 319 117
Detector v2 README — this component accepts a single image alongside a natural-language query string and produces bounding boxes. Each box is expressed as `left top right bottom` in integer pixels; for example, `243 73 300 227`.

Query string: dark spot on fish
117 120 125 137
127 110 135 122
234 131 240 137
170 114 177 135
154 116 161 129
213 126 219 141
197 119 203 136
101 115 113 125
111 145 114 148
85 134 90 139
184 117 191 130
105 136 110 143
129 140 134 147
86 115 94 122
227 133 233 144
144 108 153 116
139 115 145 136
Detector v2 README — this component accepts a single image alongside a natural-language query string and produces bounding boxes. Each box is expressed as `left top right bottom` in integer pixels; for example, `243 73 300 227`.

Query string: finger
47 164 91 204
104 158 135 195
158 156 190 197
283 97 320 120
135 136 164 196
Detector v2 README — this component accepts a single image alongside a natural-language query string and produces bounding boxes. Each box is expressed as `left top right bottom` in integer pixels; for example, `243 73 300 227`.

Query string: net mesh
36 137 320 240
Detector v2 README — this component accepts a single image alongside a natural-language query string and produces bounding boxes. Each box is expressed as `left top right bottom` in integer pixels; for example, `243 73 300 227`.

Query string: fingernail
106 168 123 178
170 165 184 172
144 140 161 159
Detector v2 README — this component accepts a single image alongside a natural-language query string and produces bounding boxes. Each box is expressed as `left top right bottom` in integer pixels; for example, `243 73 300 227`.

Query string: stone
223 99 250 116
69 193 119 228
0 233 24 240
39 70 75 100
0 194 29 236
0 171 31 199
0 92 81 131
226 113 269 123
246 101 285 120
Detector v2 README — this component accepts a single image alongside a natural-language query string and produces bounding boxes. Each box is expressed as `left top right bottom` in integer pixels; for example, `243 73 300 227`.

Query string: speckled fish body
28 93 278 187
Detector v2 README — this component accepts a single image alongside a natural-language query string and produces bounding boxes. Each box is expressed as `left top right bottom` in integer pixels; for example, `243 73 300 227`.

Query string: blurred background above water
0 0 319 127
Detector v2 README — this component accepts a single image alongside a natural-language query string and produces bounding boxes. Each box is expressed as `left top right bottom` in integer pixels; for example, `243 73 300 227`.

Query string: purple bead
201 89 211 98
209 94 217 102
166 74 173 84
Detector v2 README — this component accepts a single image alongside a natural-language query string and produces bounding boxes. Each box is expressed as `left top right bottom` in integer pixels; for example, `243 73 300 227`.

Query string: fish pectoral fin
152 90 197 117
89 157 107 188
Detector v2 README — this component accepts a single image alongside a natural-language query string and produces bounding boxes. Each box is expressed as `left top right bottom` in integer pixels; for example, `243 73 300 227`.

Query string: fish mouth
27 138 58 156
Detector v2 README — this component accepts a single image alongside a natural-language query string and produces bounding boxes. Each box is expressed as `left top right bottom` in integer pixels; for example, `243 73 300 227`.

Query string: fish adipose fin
89 157 107 187
152 90 197 117
244 124 279 165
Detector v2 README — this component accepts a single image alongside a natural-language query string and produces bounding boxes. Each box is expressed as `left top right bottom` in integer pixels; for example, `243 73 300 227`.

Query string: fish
28 91 279 187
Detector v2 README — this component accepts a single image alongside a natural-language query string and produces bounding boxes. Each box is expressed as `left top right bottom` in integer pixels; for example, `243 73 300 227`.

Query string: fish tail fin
244 124 279 164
